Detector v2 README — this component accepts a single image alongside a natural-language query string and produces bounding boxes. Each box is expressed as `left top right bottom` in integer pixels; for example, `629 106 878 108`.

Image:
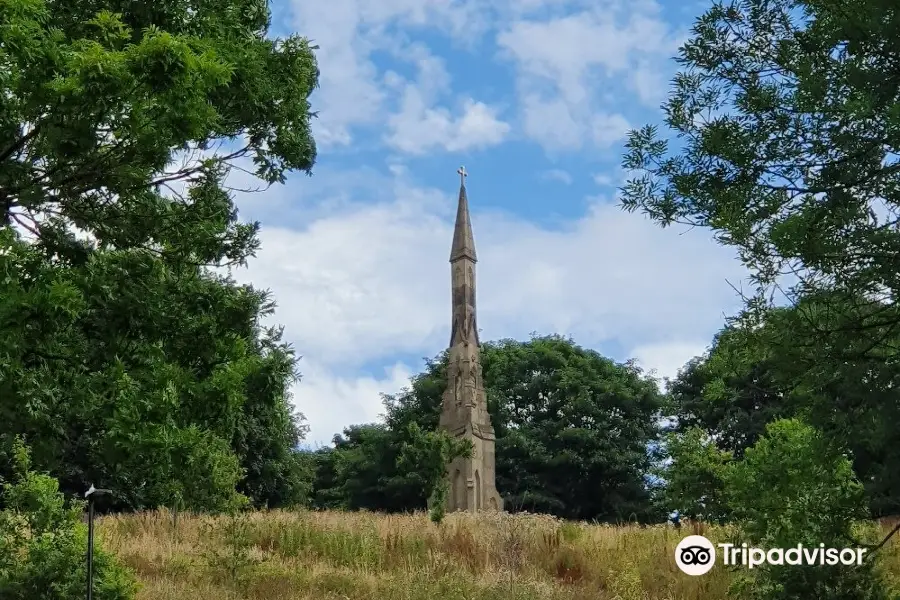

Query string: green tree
668 326 791 459
486 336 664 521
622 0 900 347
0 438 138 600
397 422 472 523
657 427 731 523
724 419 889 600
231 342 314 509
668 304 900 516
315 335 665 522
318 424 418 512
621 0 900 513
0 0 318 510
3 0 316 247
308 447 345 510
308 420 469 515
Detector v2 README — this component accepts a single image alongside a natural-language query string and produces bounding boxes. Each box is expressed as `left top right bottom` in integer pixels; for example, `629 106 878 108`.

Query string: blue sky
228 0 749 445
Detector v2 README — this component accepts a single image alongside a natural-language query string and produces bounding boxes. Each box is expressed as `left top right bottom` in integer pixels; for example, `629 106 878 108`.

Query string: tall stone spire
450 166 476 262
439 166 503 513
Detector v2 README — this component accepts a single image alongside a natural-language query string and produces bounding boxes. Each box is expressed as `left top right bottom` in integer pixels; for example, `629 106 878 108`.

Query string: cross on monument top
457 166 467 185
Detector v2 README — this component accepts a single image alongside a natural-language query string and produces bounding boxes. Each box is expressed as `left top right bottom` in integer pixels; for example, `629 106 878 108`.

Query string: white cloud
288 0 492 147
288 0 384 146
519 97 628 151
238 200 449 367
285 0 679 151
521 94 582 150
380 43 510 154
498 12 659 81
291 361 413 445
235 169 746 443
628 59 669 107
497 3 681 150
541 169 573 184
630 341 710 383
386 95 510 154
592 113 630 147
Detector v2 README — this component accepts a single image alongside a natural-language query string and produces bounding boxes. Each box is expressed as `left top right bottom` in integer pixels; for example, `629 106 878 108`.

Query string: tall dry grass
97 510 900 600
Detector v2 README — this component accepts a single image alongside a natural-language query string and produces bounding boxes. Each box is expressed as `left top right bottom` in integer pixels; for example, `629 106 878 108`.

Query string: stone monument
438 166 503 512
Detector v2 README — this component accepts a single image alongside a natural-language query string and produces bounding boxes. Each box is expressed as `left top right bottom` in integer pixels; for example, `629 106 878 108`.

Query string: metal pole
84 484 110 600
86 497 94 600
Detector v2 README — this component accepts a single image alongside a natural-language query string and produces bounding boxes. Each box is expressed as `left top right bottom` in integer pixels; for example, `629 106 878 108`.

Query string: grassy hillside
98 510 900 600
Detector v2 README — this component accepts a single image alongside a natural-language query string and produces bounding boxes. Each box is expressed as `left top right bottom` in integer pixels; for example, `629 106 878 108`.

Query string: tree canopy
665 277 900 517
622 0 900 335
622 0 900 520
622 0 900 362
0 0 319 510
312 335 665 523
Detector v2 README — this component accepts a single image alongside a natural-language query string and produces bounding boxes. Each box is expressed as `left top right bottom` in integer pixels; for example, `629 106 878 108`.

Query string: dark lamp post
85 484 112 600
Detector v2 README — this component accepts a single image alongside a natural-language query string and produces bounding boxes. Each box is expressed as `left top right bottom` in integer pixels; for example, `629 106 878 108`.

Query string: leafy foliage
486 336 664 521
312 335 665 523
312 424 420 512
622 0 900 316
668 328 790 459
1 228 311 510
397 422 472 523
656 427 731 523
727 419 867 548
667 303 900 515
0 0 319 511
622 0 900 516
2 0 317 255
0 438 138 600
724 419 890 600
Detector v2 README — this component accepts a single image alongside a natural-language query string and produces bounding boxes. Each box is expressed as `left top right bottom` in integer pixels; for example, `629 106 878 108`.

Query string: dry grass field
97 510 900 600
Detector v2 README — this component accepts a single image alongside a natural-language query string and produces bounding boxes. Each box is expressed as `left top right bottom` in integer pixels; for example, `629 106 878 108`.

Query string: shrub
725 419 890 600
658 427 732 523
0 437 137 600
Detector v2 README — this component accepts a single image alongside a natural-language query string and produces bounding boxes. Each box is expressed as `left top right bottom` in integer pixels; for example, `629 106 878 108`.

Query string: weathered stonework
438 167 503 513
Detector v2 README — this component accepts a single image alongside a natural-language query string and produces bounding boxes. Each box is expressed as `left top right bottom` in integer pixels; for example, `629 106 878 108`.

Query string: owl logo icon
675 535 716 575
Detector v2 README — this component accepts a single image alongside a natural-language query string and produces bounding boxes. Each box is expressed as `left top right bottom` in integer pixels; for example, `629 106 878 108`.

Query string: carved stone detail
439 168 503 513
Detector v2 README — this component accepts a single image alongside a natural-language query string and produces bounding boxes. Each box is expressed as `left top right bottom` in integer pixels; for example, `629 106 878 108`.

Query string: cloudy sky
229 0 748 445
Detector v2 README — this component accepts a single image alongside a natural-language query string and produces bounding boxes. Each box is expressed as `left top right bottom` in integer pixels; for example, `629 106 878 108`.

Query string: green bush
658 427 732 523
725 419 890 600
0 438 137 600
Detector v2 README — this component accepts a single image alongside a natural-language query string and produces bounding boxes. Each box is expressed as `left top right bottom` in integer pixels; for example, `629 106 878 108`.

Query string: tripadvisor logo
674 535 868 576
675 535 716 575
